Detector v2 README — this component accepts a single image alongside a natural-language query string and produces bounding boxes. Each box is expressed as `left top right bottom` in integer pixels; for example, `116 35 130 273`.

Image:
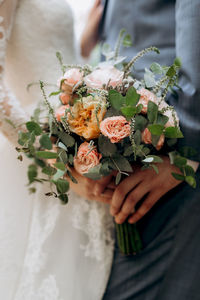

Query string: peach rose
74 142 102 175
100 116 130 143
84 65 123 90
68 95 107 140
55 105 69 122
142 128 165 151
137 88 159 114
60 93 71 105
58 68 83 101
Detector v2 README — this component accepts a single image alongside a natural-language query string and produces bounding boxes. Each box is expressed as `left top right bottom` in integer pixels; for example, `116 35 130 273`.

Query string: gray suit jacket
100 0 200 161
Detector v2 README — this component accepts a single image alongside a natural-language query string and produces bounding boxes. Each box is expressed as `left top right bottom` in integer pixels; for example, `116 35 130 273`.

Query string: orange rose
142 128 165 151
84 65 123 90
68 95 107 140
60 93 71 105
137 88 158 114
100 116 130 143
74 142 102 175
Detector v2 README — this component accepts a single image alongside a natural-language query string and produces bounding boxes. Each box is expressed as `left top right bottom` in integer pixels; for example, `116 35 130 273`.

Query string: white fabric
0 0 114 299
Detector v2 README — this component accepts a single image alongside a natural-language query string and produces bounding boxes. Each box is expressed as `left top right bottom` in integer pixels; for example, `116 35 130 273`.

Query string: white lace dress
0 0 114 299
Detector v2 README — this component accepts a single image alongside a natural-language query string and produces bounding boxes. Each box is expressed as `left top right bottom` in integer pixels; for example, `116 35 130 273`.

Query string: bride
0 0 114 299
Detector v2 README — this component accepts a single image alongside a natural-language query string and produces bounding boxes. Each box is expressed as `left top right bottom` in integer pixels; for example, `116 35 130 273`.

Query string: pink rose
142 128 165 151
74 142 102 175
58 68 83 93
137 88 158 114
55 105 69 122
84 65 123 90
100 116 130 143
60 93 71 105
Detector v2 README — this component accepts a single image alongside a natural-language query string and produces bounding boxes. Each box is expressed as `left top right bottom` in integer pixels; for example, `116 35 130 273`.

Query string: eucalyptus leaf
58 132 75 147
121 106 137 118
171 172 185 181
125 87 140 106
147 101 158 123
108 89 125 111
54 162 66 171
157 114 169 126
84 164 102 180
112 155 133 172
148 124 164 136
185 176 196 188
166 66 176 77
26 121 42 136
98 135 117 156
115 172 122 185
58 142 68 151
123 34 133 47
56 178 69 194
53 169 65 181
150 62 163 75
36 151 58 159
28 164 37 184
134 130 141 145
39 134 52 150
143 155 163 163
174 57 182 68
134 115 148 131
144 71 156 88
58 194 68 204
173 156 187 168
42 166 57 176
164 127 184 138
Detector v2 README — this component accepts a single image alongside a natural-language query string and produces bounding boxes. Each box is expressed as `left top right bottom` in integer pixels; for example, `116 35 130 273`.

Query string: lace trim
70 190 115 262
0 2 28 145
14 192 63 300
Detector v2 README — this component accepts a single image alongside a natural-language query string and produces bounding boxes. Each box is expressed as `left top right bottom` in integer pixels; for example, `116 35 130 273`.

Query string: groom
81 0 200 299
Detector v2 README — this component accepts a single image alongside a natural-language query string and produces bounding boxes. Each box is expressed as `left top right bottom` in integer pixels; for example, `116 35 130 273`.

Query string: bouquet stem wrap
115 221 142 255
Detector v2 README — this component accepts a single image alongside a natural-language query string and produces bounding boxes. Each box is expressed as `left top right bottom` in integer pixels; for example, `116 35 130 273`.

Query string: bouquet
16 30 197 255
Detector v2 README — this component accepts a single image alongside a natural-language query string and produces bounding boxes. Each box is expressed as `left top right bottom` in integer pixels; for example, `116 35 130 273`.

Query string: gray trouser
103 169 200 300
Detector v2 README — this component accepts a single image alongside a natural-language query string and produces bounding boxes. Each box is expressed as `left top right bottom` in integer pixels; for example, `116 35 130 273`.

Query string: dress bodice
5 0 76 108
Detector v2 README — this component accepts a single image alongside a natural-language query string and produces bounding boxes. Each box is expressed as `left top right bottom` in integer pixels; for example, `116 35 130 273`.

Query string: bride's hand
80 0 103 58
68 167 114 204
109 156 183 224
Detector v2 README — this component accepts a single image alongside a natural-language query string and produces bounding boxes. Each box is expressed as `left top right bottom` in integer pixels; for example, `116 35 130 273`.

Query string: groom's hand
110 156 183 224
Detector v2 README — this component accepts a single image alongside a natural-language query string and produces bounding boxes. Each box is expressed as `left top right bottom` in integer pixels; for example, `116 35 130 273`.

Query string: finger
93 174 113 196
89 193 111 204
101 188 114 198
110 174 142 217
114 184 150 224
128 190 162 224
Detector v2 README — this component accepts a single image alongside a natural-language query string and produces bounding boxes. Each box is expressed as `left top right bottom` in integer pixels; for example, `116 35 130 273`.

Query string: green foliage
115 172 122 185
58 132 75 147
148 124 164 136
121 106 137 118
144 69 156 88
49 90 61 97
54 162 66 171
58 193 69 204
35 151 58 159
142 155 163 163
42 166 57 176
98 135 117 156
150 62 163 75
112 155 133 173
125 87 140 106
134 115 148 131
147 101 158 123
164 127 183 138
28 164 37 184
123 34 133 47
55 178 69 194
84 164 102 180
26 121 42 136
157 114 169 126
171 172 185 181
108 90 125 111
39 134 52 150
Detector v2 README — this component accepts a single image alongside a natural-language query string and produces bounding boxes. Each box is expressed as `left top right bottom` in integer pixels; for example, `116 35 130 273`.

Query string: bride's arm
0 0 28 145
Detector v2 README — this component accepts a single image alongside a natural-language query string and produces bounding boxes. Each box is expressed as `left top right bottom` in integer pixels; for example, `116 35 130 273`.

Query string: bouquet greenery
16 30 197 255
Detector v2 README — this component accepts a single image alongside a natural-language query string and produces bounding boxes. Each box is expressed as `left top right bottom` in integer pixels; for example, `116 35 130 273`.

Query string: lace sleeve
0 0 28 145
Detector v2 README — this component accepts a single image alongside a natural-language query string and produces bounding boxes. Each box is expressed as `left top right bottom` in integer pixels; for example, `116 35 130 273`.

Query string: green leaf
144 71 156 88
166 66 176 77
167 138 177 147
150 62 163 75
134 115 148 131
28 164 37 184
121 106 137 118
58 149 68 164
54 162 66 171
151 164 159 174
35 151 58 159
115 172 122 185
53 169 65 181
123 145 133 156
171 172 185 181
179 146 197 159
142 155 163 163
148 124 164 136
39 134 52 150
55 178 69 194
112 155 133 172
58 142 68 151
26 121 42 136
136 104 143 114
157 114 169 126
108 90 125 111
49 90 61 97
58 193 69 204
174 57 182 68
174 156 187 168
84 164 102 180
125 87 140 106
164 127 184 138
134 130 141 145
98 135 117 156
123 34 133 47
184 165 195 177
147 101 158 123
66 169 78 184
185 176 196 188
58 132 75 147
42 166 57 176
